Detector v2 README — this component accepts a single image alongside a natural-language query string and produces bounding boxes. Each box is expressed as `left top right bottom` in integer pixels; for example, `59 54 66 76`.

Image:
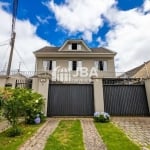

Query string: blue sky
0 0 150 72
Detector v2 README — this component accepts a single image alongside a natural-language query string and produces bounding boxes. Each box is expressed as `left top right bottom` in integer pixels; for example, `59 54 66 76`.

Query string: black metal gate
47 84 94 116
103 79 149 116
15 79 32 89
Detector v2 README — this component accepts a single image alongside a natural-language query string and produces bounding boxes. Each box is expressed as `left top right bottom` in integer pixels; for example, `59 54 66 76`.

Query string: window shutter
77 61 82 70
95 61 99 70
43 61 48 71
103 61 107 71
68 44 71 50
52 61 56 70
68 61 72 71
77 44 81 50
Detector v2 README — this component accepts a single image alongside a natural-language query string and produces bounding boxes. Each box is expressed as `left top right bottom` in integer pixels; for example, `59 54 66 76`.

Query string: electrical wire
0 39 10 44
0 45 10 70
0 43 9 47
14 47 30 71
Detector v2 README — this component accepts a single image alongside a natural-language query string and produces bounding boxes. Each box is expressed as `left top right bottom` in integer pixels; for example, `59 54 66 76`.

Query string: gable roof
119 60 150 78
58 39 91 51
34 46 116 54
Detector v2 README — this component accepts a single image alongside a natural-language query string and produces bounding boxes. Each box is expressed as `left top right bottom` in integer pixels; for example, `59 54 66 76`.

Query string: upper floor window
68 43 82 50
72 43 77 50
48 60 52 70
95 61 107 71
43 60 56 71
99 61 103 71
68 61 82 71
72 61 77 70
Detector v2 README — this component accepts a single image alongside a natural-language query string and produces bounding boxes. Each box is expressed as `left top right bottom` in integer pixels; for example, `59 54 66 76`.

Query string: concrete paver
19 117 106 150
81 118 106 150
112 117 150 149
0 120 10 133
19 118 59 150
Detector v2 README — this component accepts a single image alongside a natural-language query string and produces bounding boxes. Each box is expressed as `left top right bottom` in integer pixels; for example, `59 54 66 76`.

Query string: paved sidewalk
81 118 106 150
112 117 150 148
19 118 59 150
0 120 10 133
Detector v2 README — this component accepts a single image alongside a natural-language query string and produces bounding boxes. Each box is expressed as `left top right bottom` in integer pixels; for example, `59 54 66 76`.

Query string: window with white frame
68 61 82 71
68 43 82 50
95 60 107 71
43 60 56 71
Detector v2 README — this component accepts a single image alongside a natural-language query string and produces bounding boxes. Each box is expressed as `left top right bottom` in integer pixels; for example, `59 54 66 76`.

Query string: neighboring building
34 39 116 83
0 72 28 88
120 60 150 79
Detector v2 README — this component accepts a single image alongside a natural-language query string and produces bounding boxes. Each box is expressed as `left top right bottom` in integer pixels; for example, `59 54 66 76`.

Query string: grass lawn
44 120 84 150
95 122 140 150
0 123 43 150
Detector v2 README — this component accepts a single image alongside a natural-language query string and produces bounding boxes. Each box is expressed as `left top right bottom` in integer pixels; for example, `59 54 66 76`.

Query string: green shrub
2 88 24 136
6 126 22 137
94 112 110 123
0 88 45 136
21 90 45 124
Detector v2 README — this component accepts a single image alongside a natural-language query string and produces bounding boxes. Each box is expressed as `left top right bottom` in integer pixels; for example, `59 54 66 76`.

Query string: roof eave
34 52 116 58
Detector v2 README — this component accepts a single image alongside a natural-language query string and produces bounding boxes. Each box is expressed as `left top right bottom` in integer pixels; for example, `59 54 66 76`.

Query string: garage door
103 85 149 116
47 84 94 116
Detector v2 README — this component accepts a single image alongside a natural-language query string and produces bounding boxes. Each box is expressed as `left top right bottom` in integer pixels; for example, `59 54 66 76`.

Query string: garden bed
44 120 84 150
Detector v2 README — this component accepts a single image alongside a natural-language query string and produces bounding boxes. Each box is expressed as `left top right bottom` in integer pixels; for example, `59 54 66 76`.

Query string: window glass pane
99 61 104 71
72 43 77 50
49 60 52 70
72 61 77 70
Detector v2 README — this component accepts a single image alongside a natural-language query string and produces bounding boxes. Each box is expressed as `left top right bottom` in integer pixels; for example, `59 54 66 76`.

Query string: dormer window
68 43 82 50
72 43 77 50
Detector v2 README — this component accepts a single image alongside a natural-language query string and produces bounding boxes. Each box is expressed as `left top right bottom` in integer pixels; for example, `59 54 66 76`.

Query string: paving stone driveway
81 118 106 150
19 118 59 150
0 120 10 133
19 118 106 150
112 117 150 148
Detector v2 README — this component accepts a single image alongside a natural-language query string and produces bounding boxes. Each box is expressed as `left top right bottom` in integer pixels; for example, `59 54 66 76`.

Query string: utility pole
6 0 18 76
6 32 16 76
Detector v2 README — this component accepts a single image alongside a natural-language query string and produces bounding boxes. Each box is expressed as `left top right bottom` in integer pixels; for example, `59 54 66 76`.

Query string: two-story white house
34 39 116 83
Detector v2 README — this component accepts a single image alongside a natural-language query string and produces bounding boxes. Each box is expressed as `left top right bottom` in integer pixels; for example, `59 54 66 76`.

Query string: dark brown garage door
47 84 94 116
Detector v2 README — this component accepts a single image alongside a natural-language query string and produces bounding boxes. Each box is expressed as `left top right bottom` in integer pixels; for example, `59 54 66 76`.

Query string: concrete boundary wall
92 77 104 112
32 77 49 115
145 79 150 113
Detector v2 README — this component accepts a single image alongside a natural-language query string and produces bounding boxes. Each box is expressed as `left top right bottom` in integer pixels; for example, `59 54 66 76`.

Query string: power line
0 43 9 47
0 39 10 44
0 45 10 70
14 47 29 71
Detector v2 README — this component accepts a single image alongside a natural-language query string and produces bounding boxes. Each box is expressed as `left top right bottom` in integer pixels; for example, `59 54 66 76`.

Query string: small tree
2 88 23 136
1 88 45 136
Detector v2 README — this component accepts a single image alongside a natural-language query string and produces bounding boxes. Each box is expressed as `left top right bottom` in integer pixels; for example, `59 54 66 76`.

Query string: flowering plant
94 112 110 122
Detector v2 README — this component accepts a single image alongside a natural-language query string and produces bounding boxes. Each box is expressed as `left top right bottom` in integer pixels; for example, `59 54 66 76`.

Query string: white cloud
143 0 150 12
36 15 51 24
46 0 150 73
0 3 50 72
45 0 116 42
98 1 150 72
82 31 92 42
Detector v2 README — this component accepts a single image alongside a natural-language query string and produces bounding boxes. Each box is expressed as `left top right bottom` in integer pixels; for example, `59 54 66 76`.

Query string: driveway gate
47 84 94 116
103 79 149 116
